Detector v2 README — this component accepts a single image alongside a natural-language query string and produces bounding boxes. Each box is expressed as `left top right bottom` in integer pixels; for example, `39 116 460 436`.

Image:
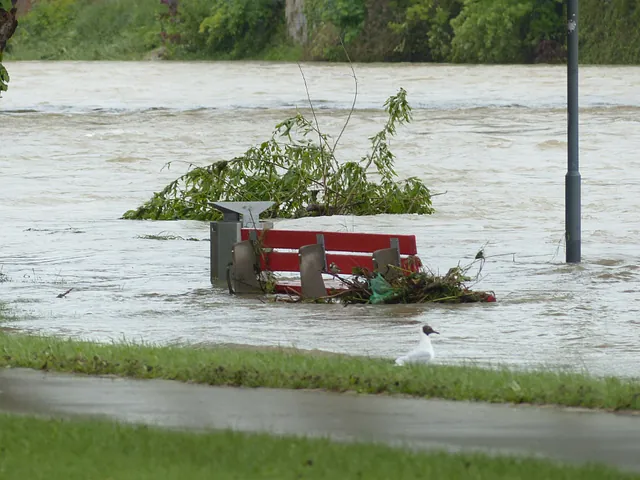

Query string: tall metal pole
566 0 581 263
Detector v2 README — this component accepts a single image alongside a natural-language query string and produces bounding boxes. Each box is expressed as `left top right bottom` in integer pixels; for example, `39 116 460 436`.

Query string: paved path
1 368 640 472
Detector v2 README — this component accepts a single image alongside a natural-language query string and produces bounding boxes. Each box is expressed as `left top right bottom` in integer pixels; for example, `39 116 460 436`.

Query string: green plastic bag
369 274 397 304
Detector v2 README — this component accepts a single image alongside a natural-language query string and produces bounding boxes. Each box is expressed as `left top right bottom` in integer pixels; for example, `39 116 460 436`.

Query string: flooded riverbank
1 61 640 376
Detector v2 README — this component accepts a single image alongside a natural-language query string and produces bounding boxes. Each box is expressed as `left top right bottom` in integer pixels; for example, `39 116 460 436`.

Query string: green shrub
580 0 640 64
304 0 366 60
450 0 533 63
9 0 162 60
9 0 78 59
449 0 563 64
198 0 286 59
388 0 462 62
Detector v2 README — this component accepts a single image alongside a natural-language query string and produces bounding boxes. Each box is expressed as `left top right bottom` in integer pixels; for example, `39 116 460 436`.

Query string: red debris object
236 227 495 304
240 228 421 274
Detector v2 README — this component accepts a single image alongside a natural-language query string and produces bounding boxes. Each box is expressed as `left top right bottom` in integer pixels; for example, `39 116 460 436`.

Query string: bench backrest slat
241 229 418 255
256 251 420 274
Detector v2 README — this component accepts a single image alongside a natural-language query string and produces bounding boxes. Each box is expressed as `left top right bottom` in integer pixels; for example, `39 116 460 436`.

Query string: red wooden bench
228 227 422 298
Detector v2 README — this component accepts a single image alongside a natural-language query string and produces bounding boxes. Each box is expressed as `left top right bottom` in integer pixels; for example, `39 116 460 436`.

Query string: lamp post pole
566 0 581 263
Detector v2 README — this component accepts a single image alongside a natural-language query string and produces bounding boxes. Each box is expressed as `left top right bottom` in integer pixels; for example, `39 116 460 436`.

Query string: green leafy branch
0 58 9 94
0 0 18 95
124 52 434 222
123 84 434 222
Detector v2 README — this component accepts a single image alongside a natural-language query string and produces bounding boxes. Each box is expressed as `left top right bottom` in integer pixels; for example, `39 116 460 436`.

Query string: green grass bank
3 0 640 64
1 330 639 411
0 413 637 480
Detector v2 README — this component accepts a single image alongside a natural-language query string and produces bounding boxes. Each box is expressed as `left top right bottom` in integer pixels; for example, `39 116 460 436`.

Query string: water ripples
1 61 639 378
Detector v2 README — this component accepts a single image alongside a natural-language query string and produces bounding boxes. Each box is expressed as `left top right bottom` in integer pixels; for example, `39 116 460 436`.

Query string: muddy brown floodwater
1 61 640 377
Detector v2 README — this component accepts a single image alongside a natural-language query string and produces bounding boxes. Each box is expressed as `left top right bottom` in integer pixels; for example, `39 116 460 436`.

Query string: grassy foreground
1 330 639 411
0 413 636 480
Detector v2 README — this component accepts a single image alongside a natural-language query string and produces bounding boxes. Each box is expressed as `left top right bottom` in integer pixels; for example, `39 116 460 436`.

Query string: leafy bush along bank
5 0 640 64
0 0 19 93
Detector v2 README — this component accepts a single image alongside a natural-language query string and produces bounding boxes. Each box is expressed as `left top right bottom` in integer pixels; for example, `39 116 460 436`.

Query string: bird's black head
422 325 439 336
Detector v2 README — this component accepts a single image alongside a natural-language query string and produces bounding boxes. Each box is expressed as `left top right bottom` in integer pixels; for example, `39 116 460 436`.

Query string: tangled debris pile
269 260 495 305
332 266 496 305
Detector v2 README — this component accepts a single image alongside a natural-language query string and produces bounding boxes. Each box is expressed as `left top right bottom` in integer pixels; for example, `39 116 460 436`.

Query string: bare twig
56 288 73 299
296 62 325 160
331 36 358 157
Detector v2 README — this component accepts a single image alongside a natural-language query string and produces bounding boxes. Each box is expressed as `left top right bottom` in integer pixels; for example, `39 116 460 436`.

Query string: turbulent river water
1 61 639 377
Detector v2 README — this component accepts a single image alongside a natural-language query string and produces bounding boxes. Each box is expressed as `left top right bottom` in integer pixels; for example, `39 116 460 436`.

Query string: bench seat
229 228 422 298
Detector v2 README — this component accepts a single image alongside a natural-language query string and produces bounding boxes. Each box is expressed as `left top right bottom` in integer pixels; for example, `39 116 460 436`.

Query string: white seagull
395 325 439 366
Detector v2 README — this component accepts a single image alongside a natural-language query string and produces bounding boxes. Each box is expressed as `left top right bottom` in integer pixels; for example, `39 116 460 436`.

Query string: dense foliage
0 0 18 94
166 0 288 59
0 56 8 94
7 0 161 60
123 88 435 221
4 0 639 64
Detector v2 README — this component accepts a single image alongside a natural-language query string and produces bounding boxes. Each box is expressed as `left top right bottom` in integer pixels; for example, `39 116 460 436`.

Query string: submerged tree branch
123 53 434 222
